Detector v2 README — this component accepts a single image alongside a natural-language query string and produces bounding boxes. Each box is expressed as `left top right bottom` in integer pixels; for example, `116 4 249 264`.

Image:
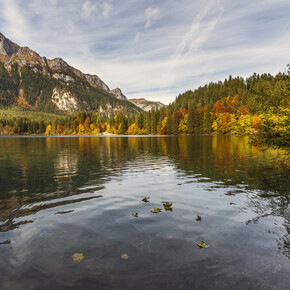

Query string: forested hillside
0 63 139 114
1 68 289 148
0 32 141 115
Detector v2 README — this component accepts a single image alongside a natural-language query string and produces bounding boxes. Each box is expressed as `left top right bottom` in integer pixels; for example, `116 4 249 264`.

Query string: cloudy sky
0 0 289 104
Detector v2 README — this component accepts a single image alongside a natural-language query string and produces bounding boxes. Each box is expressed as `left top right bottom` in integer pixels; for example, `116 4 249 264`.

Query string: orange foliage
218 113 231 133
75 117 82 125
177 108 188 120
56 125 65 134
2 125 14 135
237 105 249 116
225 104 233 114
83 116 91 132
96 124 103 133
252 116 262 131
211 100 226 115
17 96 33 108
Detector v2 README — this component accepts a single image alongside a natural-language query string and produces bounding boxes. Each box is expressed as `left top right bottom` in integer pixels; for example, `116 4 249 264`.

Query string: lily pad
151 207 162 213
162 201 173 211
195 241 210 248
72 253 84 262
142 197 150 202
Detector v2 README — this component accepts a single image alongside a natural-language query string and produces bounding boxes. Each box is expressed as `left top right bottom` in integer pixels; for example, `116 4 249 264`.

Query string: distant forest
0 67 289 148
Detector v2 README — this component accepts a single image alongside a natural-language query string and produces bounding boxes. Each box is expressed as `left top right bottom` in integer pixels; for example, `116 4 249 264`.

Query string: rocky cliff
0 32 136 114
128 98 165 111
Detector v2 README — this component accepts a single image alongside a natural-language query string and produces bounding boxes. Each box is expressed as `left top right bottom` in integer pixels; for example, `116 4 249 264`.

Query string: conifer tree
188 109 195 134
166 113 172 135
172 112 179 135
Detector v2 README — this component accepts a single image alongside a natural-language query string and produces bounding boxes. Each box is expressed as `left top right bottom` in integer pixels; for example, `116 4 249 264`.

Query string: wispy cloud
170 0 219 67
102 2 113 18
145 7 160 29
134 31 140 43
1 0 30 45
81 1 98 20
0 0 289 104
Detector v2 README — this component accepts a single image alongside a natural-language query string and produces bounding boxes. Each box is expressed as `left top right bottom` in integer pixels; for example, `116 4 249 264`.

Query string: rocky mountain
128 98 165 111
0 32 138 114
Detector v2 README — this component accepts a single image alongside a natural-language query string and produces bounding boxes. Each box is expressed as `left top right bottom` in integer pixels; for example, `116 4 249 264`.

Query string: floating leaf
142 197 150 203
121 253 129 259
55 210 74 215
72 253 84 262
151 208 162 213
195 241 210 248
132 213 139 217
0 240 11 245
196 215 202 221
162 201 173 211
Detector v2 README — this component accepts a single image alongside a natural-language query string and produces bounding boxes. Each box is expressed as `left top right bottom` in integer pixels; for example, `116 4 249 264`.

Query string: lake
0 136 289 289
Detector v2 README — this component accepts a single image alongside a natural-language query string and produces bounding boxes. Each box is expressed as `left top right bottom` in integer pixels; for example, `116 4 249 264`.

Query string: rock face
0 32 142 114
0 32 126 100
0 33 20 56
51 88 78 113
128 98 165 112
110 88 127 100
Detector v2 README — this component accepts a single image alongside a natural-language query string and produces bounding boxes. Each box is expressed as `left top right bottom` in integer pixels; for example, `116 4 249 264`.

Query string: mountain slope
128 98 165 111
0 32 139 114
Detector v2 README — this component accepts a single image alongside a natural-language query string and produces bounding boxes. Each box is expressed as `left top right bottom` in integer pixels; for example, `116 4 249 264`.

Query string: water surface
0 136 289 289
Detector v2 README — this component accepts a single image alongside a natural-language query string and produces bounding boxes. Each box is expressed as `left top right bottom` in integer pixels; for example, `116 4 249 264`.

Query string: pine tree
151 110 158 134
172 112 179 135
166 113 172 135
188 109 194 134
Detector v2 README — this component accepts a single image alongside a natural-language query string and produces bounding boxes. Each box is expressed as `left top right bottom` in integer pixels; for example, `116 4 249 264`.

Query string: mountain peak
47 57 71 71
0 32 20 57
128 98 165 111
110 88 127 101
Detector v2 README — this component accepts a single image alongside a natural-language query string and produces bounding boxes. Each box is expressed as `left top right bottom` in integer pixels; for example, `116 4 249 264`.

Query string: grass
0 107 65 122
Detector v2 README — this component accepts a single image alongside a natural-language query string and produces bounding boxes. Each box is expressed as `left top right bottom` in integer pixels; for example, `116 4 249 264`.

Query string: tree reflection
0 136 288 256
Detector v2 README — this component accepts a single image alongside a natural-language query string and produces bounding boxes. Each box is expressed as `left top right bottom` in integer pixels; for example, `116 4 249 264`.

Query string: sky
0 0 289 104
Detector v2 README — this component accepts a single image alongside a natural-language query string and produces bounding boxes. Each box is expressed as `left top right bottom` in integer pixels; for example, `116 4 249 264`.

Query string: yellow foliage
78 124 85 134
161 117 167 134
237 114 252 135
127 123 138 135
178 114 188 133
45 125 52 135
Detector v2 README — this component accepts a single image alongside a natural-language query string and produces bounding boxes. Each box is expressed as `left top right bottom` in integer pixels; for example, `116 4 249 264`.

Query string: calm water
0 136 289 290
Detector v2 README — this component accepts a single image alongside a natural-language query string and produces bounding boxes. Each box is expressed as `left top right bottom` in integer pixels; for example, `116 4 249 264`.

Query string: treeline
0 70 289 148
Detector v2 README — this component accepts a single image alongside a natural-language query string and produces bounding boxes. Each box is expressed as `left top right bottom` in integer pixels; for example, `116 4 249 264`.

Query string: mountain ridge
0 32 138 114
0 32 123 98
128 98 165 111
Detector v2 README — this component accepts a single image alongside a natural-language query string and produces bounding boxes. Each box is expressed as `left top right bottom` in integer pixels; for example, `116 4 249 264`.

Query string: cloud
134 31 140 43
102 2 113 18
81 1 98 19
170 0 219 66
0 0 289 104
0 0 30 45
145 7 160 29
